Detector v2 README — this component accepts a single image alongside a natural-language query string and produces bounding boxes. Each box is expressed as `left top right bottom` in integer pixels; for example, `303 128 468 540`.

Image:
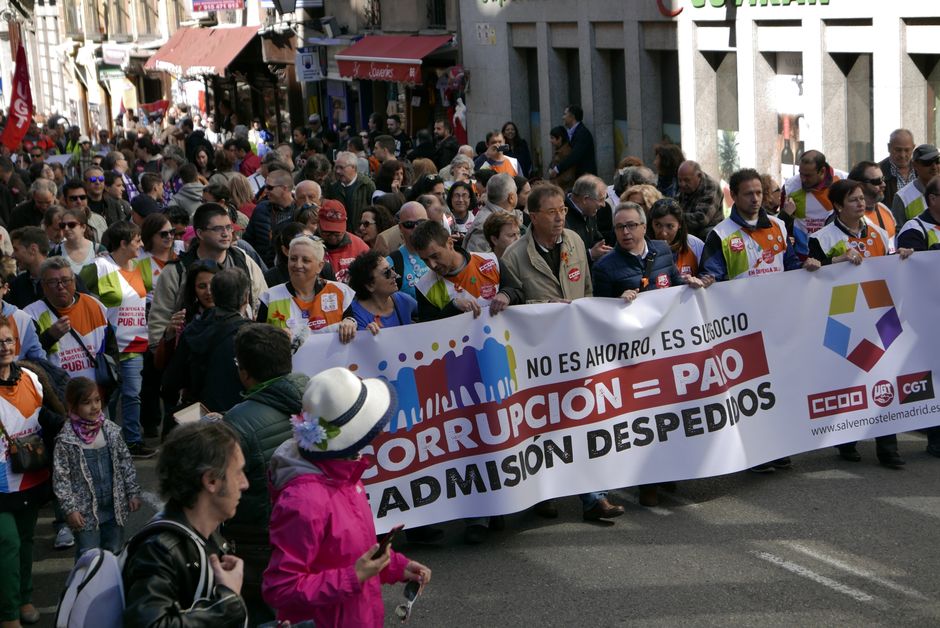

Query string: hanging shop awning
335 34 454 84
144 26 257 77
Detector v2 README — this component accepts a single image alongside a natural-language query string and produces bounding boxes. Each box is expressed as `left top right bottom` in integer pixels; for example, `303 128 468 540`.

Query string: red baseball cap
318 199 347 233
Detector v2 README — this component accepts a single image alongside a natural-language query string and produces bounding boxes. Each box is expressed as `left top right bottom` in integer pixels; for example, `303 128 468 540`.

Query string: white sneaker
54 526 75 550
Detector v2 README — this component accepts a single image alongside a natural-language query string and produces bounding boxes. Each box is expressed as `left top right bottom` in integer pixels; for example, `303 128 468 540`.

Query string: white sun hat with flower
291 367 397 460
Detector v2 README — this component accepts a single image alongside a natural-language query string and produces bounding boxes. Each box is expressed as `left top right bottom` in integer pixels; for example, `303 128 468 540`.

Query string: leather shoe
838 446 862 462
638 485 659 507
878 453 906 469
20 604 40 624
533 499 558 519
749 463 775 473
583 498 625 521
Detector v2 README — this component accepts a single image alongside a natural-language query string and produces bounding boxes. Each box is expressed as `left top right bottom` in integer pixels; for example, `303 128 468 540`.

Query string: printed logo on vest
655 274 671 289
730 237 744 252
480 283 497 300
568 268 581 282
479 259 497 274
321 293 338 312
761 249 774 264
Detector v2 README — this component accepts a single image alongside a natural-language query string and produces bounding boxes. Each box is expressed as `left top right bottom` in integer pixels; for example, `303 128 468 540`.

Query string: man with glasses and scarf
149 204 267 349
244 170 297 267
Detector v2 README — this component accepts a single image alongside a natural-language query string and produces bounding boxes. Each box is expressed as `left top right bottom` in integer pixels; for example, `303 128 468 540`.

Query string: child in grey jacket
53 377 141 560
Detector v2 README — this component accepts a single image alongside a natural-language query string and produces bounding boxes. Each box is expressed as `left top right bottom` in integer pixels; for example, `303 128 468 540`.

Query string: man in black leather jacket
123 421 249 627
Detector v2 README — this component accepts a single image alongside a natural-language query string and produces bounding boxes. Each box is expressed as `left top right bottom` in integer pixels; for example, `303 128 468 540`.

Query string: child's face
75 391 102 421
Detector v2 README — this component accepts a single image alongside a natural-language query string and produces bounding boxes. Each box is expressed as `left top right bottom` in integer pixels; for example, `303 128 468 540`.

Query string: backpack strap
122 519 214 601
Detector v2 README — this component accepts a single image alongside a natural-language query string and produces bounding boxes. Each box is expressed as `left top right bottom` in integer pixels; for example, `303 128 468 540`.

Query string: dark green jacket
223 372 308 529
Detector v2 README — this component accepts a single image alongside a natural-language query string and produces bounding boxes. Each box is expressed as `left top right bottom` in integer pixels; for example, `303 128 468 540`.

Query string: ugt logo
823 280 902 372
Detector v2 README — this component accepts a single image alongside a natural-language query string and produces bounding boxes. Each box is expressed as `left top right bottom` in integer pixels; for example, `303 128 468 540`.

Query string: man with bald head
295 180 321 209
676 160 724 239
385 201 430 299
878 128 915 209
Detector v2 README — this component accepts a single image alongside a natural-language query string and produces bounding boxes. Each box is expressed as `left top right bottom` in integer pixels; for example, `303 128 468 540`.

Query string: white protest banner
293 254 940 532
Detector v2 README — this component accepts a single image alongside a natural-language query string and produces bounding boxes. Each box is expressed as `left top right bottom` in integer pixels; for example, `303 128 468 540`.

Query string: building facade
461 0 940 183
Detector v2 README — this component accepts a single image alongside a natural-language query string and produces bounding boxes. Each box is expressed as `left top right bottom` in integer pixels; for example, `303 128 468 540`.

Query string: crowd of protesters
0 101 936 626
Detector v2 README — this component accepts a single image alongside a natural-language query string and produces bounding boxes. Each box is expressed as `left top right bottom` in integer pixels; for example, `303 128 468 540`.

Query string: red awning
336 35 453 84
144 26 257 77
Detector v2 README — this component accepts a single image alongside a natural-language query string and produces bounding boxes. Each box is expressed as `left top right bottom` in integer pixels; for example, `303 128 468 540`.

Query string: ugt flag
2 42 32 151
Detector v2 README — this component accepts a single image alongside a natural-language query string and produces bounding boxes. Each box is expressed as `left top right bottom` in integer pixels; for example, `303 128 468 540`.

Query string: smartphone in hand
372 524 404 559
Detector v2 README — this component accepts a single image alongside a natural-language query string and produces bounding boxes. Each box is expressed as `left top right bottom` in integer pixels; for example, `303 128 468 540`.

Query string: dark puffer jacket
223 372 308 530
592 239 686 298
163 308 251 413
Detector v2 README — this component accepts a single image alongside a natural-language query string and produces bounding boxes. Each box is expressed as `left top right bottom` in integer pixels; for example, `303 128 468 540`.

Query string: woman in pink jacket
263 367 431 626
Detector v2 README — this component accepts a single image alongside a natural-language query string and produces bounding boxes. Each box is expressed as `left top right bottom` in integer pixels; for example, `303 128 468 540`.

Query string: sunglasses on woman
59 221 80 230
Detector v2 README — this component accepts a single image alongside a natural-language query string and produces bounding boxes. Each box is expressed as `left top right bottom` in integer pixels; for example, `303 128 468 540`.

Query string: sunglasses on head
400 219 427 230
86 176 104 183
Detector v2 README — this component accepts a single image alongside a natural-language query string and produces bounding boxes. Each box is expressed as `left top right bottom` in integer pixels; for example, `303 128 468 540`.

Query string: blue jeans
579 492 608 511
110 355 143 445
74 446 123 560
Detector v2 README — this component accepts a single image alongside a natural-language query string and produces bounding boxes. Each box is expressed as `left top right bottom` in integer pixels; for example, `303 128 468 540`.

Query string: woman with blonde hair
228 173 257 220
621 184 663 220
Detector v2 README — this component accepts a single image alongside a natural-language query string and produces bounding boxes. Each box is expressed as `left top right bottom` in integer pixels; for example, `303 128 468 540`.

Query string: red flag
1 42 32 152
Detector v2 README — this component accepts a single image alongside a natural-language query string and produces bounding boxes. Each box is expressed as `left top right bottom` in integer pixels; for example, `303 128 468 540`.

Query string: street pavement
29 432 940 627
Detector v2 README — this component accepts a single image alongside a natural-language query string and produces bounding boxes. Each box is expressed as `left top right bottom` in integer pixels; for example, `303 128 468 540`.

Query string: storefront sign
192 0 245 10
296 46 323 82
691 0 830 7
97 65 125 80
338 59 420 83
102 43 129 66
294 255 939 532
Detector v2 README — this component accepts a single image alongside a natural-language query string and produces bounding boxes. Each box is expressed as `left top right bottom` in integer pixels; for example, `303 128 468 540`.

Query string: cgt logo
897 371 934 405
807 385 868 420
